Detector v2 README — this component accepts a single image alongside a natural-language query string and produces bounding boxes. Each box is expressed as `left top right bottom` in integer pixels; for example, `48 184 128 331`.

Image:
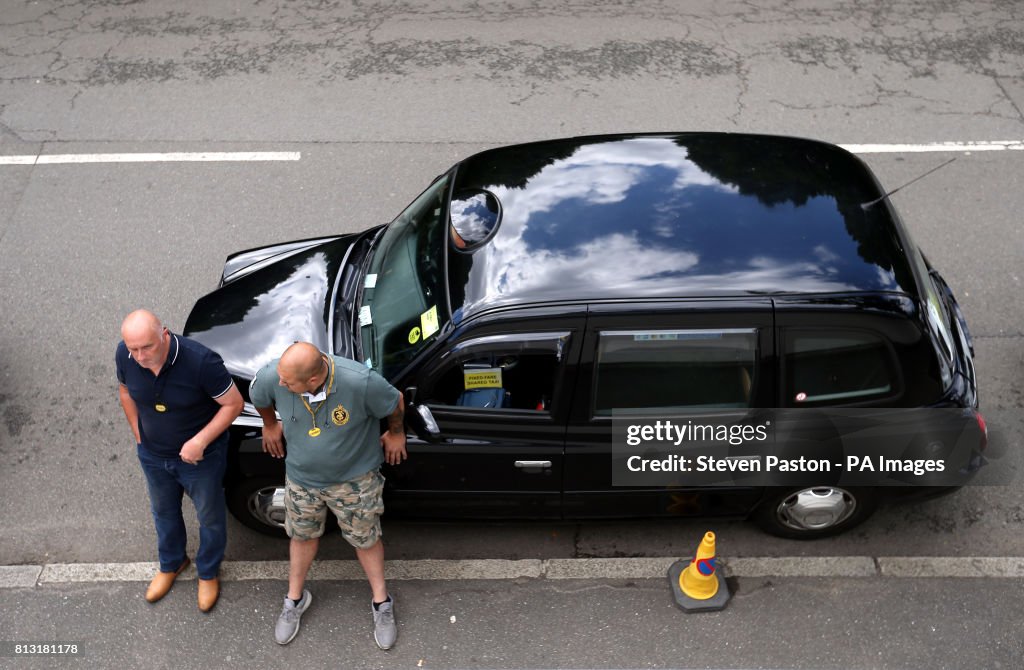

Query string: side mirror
449 188 501 251
404 387 443 442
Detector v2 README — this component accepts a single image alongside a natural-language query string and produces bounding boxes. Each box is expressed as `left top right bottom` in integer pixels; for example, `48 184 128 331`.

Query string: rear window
784 330 897 405
926 276 956 390
594 329 757 416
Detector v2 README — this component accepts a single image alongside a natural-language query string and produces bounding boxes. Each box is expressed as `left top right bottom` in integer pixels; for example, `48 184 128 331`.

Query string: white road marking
840 140 1024 153
2 556 1020 587
878 556 1024 578
0 565 43 588
0 151 300 165
0 142 1022 167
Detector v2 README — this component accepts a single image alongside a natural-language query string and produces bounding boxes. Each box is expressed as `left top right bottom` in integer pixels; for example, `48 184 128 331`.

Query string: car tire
226 477 289 538
752 486 878 539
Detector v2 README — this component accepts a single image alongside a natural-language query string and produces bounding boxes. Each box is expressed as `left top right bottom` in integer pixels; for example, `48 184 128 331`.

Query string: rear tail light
975 410 988 451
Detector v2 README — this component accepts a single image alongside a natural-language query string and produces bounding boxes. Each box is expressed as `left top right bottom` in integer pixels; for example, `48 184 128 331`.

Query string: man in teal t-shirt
249 342 406 650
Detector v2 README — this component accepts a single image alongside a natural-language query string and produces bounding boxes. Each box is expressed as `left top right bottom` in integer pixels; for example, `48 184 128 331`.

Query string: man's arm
117 384 141 444
380 393 407 466
255 405 285 459
248 364 285 459
179 384 245 464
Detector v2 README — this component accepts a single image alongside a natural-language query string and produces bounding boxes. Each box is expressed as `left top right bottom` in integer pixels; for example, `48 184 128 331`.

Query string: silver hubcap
776 487 857 531
248 485 287 528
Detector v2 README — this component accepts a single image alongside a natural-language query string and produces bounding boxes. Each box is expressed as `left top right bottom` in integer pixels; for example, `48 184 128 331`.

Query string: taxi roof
446 133 919 321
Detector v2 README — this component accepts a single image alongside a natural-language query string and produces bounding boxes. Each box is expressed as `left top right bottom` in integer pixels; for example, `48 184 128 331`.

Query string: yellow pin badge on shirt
332 405 350 426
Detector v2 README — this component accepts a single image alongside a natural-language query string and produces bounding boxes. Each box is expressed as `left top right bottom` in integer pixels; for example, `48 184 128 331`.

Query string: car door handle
515 460 552 468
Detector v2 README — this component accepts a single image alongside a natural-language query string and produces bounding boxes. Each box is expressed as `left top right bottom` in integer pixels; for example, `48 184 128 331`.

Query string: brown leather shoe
198 577 220 613
145 557 191 603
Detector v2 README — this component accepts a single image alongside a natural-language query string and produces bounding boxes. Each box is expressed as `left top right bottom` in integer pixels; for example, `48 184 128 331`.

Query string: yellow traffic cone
668 531 731 612
681 531 720 599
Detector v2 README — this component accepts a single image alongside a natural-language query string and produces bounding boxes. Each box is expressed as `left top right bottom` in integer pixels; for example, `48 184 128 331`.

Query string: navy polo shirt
116 333 234 458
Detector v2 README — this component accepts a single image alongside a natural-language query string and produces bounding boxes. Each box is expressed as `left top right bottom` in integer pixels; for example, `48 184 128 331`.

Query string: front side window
593 329 758 416
423 333 570 413
361 176 451 379
784 329 897 405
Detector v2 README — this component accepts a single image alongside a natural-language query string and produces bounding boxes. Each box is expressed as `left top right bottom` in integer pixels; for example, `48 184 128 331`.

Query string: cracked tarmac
1 1 1022 142
1 4 1023 667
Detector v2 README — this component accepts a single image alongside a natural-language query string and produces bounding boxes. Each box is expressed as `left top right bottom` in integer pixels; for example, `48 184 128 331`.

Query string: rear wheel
753 486 877 539
226 477 288 538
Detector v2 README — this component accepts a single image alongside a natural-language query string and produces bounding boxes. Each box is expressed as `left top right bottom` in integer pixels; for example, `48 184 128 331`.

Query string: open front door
386 316 584 518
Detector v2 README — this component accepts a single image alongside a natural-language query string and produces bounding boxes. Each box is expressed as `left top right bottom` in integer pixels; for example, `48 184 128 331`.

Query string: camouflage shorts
284 470 385 548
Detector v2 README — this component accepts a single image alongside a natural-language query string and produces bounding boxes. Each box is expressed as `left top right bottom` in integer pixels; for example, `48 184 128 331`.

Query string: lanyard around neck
300 356 335 437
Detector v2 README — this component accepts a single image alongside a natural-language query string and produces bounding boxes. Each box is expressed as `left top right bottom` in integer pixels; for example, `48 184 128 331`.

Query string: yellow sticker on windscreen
464 367 503 390
408 326 421 344
421 305 439 339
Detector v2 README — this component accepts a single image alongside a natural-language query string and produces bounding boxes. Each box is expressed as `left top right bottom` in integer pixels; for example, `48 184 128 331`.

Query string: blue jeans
136 442 227 580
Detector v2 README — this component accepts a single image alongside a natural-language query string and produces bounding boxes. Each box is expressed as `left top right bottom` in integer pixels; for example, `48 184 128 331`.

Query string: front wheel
226 477 288 538
752 486 878 539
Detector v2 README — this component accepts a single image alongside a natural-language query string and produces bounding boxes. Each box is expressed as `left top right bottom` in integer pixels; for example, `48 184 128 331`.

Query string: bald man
116 309 243 612
249 342 406 649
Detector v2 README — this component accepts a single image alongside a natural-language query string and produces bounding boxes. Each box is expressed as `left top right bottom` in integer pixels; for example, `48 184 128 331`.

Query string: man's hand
380 393 407 465
381 430 408 466
180 384 243 465
262 421 285 458
180 436 207 465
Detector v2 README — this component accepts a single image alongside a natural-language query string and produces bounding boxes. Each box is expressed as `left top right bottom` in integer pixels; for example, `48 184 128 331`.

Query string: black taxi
184 133 984 538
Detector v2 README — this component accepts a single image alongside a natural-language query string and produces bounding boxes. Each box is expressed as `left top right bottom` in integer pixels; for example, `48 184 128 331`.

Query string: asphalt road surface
1 1 1023 668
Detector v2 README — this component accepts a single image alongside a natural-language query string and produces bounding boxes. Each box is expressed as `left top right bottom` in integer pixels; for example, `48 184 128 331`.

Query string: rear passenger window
593 329 757 416
784 330 896 405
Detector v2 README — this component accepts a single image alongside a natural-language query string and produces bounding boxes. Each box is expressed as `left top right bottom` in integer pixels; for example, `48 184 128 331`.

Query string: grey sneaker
275 590 312 645
372 597 397 650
